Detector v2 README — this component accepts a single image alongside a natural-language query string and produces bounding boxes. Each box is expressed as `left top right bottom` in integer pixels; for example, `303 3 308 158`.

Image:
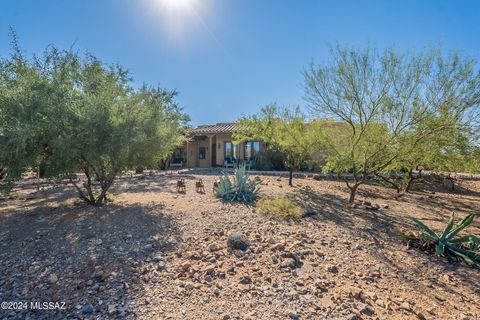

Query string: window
244 141 260 159
199 147 206 160
224 141 239 160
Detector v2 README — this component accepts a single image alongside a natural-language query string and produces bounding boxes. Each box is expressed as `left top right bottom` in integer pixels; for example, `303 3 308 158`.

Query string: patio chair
169 158 183 174
224 157 235 169
170 158 183 169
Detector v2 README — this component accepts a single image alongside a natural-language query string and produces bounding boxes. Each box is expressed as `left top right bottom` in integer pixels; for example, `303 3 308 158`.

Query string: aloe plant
407 212 480 267
214 165 261 203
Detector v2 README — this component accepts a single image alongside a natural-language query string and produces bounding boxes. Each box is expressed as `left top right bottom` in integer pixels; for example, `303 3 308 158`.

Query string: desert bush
255 149 286 171
407 212 480 267
256 198 304 218
213 165 261 203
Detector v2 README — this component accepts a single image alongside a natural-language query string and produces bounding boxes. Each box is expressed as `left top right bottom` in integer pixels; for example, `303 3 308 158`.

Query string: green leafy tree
234 105 316 186
0 32 48 192
0 38 188 204
304 45 480 203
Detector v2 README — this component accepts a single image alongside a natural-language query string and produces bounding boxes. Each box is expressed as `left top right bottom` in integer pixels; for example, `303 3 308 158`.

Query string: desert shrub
255 149 286 171
214 165 261 203
406 212 480 267
256 198 304 218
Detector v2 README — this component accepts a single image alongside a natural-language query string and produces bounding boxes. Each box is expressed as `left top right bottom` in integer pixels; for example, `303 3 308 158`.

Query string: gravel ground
0 171 479 320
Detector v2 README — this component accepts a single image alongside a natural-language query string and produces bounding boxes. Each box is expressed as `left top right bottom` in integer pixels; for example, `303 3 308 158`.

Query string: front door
211 143 216 167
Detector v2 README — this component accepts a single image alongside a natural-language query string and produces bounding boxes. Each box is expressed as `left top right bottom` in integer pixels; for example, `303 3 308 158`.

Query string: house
171 123 264 168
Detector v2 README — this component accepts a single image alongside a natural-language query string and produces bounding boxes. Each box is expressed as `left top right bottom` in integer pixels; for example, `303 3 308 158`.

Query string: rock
227 232 249 251
359 304 375 316
399 302 411 311
181 262 192 271
157 261 166 271
288 311 300 320
271 254 279 264
375 299 385 308
326 265 338 274
272 243 285 251
222 315 231 320
204 274 213 282
153 255 163 262
239 276 252 285
280 258 296 269
107 304 116 314
144 244 153 251
48 273 58 284
82 303 95 315
208 243 221 252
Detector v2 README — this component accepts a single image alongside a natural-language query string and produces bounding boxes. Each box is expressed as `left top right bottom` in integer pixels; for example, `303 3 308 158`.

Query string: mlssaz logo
30 302 66 310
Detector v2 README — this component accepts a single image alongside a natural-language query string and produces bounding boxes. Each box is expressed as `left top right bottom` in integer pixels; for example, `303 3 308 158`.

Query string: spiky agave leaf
406 216 439 242
407 212 480 267
214 165 261 203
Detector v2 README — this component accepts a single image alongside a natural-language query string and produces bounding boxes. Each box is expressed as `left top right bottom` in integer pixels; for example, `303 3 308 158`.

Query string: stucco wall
184 134 265 168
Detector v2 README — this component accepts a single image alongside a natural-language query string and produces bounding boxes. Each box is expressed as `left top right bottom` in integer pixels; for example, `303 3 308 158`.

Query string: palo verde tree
304 45 480 203
0 38 188 204
234 105 316 186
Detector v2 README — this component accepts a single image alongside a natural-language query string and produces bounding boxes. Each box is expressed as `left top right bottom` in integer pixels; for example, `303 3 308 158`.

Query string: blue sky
1 0 479 126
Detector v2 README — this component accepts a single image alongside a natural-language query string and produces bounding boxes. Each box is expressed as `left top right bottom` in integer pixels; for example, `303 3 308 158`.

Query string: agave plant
407 212 480 267
214 165 261 203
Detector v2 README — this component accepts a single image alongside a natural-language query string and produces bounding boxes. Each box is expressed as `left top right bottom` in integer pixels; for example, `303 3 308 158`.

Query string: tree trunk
347 183 360 204
403 169 415 193
36 165 40 192
288 168 293 186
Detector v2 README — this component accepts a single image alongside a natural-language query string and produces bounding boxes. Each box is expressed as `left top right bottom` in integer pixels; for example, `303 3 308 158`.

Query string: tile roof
189 123 236 135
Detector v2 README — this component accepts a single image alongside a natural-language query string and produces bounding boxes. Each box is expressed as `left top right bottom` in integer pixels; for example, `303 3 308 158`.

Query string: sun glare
145 0 216 48
158 0 196 11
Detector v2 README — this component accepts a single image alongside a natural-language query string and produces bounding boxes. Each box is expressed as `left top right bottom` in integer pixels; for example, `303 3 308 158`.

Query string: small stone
288 311 300 320
280 258 296 269
48 273 58 284
400 302 411 311
82 303 95 315
227 232 249 251
326 265 338 273
271 254 279 264
144 244 153 251
208 243 221 252
181 262 191 271
204 274 213 282
157 261 166 271
107 304 116 314
360 304 375 316
153 255 163 262
375 299 385 308
222 315 231 320
272 243 285 251
239 276 252 284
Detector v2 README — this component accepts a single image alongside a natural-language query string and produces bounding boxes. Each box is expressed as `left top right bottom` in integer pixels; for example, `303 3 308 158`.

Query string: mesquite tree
304 46 480 203
234 105 316 186
0 38 188 204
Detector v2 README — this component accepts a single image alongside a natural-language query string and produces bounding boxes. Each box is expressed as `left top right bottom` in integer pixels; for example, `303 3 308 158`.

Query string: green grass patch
256 198 304 218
